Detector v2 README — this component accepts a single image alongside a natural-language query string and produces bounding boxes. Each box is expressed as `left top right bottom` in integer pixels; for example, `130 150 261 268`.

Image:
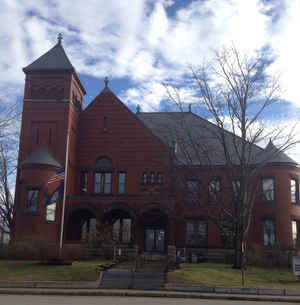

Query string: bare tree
165 45 299 268
0 101 19 239
0 143 14 235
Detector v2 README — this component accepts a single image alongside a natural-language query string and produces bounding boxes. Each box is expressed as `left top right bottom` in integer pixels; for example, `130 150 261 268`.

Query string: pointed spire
136 104 141 113
262 139 298 165
104 76 109 88
23 35 74 72
57 33 63 45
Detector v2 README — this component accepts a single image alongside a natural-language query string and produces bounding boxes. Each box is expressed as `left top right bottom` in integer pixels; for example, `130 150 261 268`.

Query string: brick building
12 37 300 259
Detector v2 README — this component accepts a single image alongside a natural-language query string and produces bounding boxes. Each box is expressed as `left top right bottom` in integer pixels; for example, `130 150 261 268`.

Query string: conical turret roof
256 139 298 165
21 146 62 168
23 36 74 72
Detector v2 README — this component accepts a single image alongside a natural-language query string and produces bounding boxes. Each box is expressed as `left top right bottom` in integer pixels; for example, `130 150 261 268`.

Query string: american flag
47 168 65 184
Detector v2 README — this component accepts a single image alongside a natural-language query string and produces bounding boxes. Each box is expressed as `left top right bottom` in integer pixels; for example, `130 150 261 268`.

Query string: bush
247 243 291 268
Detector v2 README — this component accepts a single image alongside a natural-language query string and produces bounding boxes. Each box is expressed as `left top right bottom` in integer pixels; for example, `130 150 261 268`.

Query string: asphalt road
0 295 297 305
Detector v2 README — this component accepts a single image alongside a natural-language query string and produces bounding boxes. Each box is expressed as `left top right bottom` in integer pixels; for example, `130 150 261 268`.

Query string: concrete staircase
99 254 167 290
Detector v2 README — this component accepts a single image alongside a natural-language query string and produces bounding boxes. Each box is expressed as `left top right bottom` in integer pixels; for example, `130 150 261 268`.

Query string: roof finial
188 104 192 112
104 76 109 88
57 33 63 45
136 104 141 113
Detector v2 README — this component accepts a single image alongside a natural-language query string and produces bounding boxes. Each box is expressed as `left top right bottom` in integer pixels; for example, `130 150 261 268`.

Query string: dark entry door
145 228 165 252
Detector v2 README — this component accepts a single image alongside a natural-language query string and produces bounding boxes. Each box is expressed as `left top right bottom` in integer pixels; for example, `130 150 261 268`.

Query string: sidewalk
1 281 300 303
1 287 300 303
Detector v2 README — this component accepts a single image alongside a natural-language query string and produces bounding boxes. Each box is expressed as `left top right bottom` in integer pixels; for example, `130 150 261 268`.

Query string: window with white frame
118 172 126 194
291 178 298 204
186 180 200 202
263 219 275 246
94 172 112 194
208 179 221 203
185 220 207 247
262 178 275 201
26 189 39 212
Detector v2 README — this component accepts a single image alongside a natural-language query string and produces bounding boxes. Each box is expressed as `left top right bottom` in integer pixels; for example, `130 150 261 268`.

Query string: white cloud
1 0 299 121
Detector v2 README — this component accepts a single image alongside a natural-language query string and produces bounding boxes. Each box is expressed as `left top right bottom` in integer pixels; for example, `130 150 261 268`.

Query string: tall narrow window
94 172 111 194
263 219 275 246
104 173 112 194
80 172 88 193
291 178 298 204
208 179 221 203
118 172 126 194
26 189 39 212
49 128 52 145
142 172 147 184
157 173 163 184
232 180 240 199
292 220 298 247
112 218 132 243
185 220 207 247
36 128 39 144
262 178 275 201
103 116 108 132
150 172 155 184
186 180 200 203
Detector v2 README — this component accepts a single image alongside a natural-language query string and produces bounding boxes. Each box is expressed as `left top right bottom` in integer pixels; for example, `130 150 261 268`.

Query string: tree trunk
233 226 243 269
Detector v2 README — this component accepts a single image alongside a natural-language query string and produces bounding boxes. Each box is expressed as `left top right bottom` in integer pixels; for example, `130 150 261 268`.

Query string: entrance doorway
145 228 165 252
142 208 168 253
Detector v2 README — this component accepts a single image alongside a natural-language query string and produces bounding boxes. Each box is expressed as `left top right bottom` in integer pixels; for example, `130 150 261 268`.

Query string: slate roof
23 42 74 72
136 112 298 166
255 140 298 165
21 146 62 168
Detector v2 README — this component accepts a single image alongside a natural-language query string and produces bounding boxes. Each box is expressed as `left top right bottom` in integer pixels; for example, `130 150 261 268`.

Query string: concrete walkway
1 287 300 303
99 260 166 290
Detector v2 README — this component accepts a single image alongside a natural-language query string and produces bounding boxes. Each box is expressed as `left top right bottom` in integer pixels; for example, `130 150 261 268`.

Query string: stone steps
99 270 165 290
99 257 166 290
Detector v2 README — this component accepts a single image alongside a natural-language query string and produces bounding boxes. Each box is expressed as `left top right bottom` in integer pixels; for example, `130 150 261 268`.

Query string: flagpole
59 129 70 257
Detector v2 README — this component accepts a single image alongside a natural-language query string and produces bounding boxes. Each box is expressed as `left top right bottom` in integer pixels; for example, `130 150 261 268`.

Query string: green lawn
0 260 110 282
168 263 300 289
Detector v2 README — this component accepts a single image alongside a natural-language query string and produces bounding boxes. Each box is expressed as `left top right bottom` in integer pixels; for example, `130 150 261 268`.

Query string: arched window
94 157 113 194
95 157 113 170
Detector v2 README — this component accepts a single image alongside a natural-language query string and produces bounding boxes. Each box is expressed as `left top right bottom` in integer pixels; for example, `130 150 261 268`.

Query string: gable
77 87 170 168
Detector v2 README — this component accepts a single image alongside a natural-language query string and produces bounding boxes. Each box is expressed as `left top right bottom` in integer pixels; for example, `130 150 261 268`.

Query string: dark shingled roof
255 140 298 165
137 112 298 166
23 42 74 72
21 146 62 168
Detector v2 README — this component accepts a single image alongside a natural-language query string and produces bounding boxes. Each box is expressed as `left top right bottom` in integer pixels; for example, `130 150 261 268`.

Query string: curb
166 283 300 296
1 288 300 302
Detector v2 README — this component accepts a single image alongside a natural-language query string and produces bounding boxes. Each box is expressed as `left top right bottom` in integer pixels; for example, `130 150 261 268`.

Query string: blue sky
1 0 300 159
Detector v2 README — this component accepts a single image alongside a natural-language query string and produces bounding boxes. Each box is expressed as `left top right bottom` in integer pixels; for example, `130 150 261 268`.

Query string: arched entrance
142 209 168 253
103 203 135 245
66 209 97 242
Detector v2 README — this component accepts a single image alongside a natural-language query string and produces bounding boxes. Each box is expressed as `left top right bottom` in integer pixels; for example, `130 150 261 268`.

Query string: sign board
292 256 300 276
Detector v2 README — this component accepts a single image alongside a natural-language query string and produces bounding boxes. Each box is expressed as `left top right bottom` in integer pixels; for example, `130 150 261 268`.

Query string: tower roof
23 37 74 73
259 139 298 165
21 146 62 168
